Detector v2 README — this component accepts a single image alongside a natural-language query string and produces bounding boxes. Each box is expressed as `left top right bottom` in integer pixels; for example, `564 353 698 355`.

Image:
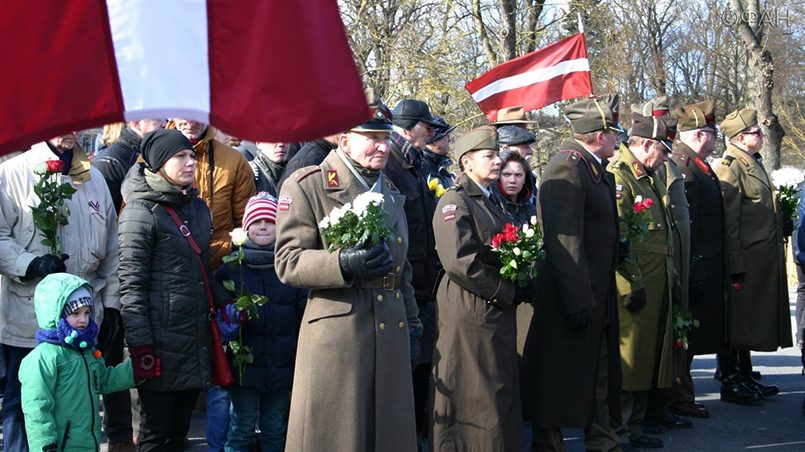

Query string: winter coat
0 143 119 348
92 127 142 212
672 143 727 355
420 150 455 190
275 151 422 452
119 164 229 391
237 142 287 197
20 273 133 451
215 243 307 392
179 126 255 270
795 183 805 265
431 172 522 452
521 141 621 428
714 144 792 350
277 139 337 192
608 145 674 391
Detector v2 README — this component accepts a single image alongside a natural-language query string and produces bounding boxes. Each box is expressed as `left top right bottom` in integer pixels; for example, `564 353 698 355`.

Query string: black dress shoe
671 402 710 418
647 413 693 429
742 377 779 397
629 435 664 449
721 376 762 404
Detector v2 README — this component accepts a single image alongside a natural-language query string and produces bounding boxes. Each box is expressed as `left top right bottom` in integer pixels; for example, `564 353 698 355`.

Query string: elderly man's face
340 131 391 171
172 118 206 141
50 132 77 152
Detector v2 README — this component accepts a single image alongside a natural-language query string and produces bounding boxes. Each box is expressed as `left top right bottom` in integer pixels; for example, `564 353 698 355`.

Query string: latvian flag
0 0 369 155
466 33 593 121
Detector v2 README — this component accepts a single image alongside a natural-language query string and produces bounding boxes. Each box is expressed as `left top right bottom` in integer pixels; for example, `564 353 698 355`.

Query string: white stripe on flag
471 58 590 103
107 0 210 122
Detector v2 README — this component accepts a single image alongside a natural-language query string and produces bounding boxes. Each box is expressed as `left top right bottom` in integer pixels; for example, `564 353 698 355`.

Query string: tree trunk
728 0 785 169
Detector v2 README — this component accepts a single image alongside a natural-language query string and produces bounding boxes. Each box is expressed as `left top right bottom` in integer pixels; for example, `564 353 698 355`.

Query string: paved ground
4 287 805 451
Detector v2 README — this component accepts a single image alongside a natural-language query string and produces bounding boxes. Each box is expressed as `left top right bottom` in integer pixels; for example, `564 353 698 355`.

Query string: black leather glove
623 288 647 311
97 308 123 352
783 216 795 237
478 245 499 266
25 254 68 280
617 237 631 264
566 309 592 331
339 242 393 281
513 280 536 305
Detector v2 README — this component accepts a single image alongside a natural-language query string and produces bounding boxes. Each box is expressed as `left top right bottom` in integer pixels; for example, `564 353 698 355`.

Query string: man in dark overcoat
521 97 622 452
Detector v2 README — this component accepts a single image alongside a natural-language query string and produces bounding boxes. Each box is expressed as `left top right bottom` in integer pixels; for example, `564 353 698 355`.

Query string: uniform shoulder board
294 166 322 182
721 155 736 166
559 149 582 165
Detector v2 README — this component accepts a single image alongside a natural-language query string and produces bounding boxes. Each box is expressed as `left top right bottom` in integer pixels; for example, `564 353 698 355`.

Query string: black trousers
101 327 133 443
137 388 201 452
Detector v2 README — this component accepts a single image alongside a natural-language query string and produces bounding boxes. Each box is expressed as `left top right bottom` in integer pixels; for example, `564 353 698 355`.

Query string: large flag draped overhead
0 0 369 155
466 33 593 121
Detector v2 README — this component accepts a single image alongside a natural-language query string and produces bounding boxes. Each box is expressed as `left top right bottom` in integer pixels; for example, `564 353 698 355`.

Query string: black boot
741 375 779 397
720 374 761 404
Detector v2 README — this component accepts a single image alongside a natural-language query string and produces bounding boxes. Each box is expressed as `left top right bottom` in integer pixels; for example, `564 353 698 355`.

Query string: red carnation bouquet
621 195 653 242
31 160 76 255
491 216 545 287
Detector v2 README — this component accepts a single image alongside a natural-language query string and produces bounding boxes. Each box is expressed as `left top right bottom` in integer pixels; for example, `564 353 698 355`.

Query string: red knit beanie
242 193 278 229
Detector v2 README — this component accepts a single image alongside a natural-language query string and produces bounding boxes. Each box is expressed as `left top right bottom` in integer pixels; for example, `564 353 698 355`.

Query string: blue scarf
35 318 99 351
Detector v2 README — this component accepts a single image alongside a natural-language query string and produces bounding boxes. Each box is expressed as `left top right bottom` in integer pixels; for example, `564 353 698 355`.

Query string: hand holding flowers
621 195 653 243
491 216 545 287
319 192 393 251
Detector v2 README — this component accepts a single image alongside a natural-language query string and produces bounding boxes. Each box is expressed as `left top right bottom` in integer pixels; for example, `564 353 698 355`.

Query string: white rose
353 192 385 218
525 228 535 238
513 247 522 256
230 228 249 246
319 216 331 229
634 195 643 203
530 215 538 227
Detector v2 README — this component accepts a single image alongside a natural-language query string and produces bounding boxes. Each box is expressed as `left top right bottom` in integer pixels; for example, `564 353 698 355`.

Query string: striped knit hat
242 192 278 229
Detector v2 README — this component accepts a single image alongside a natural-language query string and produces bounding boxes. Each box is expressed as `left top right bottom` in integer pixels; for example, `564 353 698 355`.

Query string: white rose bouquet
319 192 393 251
771 167 804 233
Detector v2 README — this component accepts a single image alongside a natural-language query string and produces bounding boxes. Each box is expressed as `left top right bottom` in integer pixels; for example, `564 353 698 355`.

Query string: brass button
377 294 384 302
395 291 401 300
379 322 385 330
397 237 402 244
396 265 401 273
398 321 405 329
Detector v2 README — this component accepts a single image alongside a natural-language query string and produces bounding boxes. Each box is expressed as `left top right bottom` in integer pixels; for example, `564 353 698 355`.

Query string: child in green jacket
20 273 159 451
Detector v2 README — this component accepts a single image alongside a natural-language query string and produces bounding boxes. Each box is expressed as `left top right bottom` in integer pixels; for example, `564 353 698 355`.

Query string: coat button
377 294 384 302
398 321 405 329
395 291 401 300
396 265 401 273
379 322 385 330
397 237 402 244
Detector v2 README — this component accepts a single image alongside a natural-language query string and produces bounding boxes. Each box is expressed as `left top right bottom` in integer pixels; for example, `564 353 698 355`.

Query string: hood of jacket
34 273 93 330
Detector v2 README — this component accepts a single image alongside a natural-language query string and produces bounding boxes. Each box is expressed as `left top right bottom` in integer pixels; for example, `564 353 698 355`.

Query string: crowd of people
0 87 799 452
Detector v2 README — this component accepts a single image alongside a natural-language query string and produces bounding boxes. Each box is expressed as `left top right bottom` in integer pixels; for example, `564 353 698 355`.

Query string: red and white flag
465 33 592 121
0 0 369 156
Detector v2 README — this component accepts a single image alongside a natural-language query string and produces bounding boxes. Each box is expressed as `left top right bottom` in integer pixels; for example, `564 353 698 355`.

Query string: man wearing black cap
609 114 678 449
498 125 536 162
387 98 443 447
521 97 622 452
422 115 456 191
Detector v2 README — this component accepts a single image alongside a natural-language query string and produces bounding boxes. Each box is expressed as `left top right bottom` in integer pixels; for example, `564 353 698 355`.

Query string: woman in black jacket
119 129 229 451
493 150 537 226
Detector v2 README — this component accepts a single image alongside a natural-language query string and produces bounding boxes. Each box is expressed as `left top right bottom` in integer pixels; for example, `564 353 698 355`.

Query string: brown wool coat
609 145 674 391
714 144 792 351
275 152 421 452
521 141 622 428
672 143 728 354
431 173 521 452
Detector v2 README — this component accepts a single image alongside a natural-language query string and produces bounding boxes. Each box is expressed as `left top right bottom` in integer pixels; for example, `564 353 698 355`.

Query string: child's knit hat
63 286 93 317
242 192 278 229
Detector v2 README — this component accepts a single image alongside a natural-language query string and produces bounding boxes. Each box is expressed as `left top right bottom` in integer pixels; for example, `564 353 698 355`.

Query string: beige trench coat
275 151 421 452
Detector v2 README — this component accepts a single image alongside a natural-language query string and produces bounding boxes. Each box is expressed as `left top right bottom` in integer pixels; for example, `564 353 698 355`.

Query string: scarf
36 318 99 351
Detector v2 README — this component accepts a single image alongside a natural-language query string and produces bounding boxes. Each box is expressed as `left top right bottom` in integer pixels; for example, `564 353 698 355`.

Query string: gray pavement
5 287 805 451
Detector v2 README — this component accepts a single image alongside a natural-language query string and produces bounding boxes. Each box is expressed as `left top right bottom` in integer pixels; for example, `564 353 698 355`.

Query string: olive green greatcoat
714 144 792 351
431 173 521 452
609 145 674 391
672 143 727 355
274 152 422 452
657 159 691 377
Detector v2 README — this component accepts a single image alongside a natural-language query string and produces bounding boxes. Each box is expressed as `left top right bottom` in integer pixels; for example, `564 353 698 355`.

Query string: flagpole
577 12 585 34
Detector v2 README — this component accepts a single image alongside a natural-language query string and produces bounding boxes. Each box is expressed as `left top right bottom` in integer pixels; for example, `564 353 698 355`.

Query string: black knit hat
140 129 194 171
